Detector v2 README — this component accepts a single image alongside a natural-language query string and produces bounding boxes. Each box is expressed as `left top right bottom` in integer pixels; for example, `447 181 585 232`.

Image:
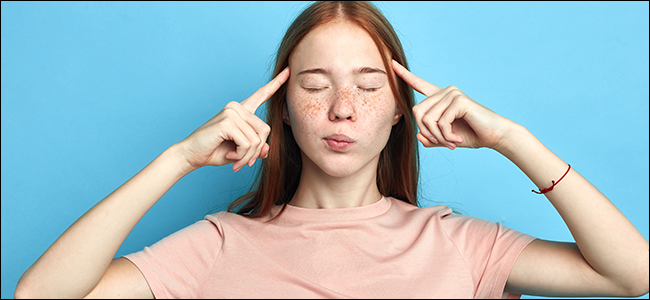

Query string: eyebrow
297 67 386 76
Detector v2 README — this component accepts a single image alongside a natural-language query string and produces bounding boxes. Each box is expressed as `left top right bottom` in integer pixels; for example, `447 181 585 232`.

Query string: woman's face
286 20 401 178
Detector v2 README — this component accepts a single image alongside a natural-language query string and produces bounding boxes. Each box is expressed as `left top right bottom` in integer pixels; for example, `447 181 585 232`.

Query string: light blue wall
2 2 648 299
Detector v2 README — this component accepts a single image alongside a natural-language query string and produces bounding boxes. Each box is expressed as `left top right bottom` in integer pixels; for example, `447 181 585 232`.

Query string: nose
329 87 357 121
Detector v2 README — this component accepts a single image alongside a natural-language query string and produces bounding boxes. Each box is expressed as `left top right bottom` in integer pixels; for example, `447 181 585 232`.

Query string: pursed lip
323 134 356 152
324 134 355 143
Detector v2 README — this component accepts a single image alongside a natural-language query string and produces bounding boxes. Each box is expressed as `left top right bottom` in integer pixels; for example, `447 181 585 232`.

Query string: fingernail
429 136 438 144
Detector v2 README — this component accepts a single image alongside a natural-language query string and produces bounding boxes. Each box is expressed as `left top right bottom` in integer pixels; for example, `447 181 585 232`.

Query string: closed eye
304 87 327 93
303 87 378 93
360 87 380 92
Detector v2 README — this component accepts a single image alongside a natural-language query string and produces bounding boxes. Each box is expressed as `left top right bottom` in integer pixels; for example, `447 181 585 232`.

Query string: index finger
241 67 291 113
391 60 442 97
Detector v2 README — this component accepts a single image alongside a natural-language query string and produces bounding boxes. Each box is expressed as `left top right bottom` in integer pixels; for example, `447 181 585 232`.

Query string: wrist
492 121 533 160
162 142 199 177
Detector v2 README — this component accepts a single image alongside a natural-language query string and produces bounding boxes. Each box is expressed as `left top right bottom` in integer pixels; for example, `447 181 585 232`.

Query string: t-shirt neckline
278 196 392 222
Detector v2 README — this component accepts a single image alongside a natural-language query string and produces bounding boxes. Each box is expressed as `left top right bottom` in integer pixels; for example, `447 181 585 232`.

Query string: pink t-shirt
124 196 536 298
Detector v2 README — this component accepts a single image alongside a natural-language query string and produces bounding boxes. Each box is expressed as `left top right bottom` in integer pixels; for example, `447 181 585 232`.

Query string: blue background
2 2 648 299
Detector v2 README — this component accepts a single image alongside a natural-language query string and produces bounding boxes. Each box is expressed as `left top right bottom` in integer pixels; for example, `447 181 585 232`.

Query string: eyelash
303 87 379 93
304 87 326 93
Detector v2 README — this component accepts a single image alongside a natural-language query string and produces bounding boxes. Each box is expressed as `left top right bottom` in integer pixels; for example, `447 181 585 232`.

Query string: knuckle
446 89 461 98
422 114 438 124
222 117 236 127
222 107 237 117
412 105 424 117
262 124 271 135
225 101 240 109
454 94 466 104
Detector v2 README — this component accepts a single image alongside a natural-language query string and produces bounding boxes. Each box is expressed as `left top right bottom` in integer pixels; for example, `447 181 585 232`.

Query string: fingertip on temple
391 59 403 72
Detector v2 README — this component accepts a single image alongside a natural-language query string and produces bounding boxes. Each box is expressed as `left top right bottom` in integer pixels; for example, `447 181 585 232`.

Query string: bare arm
391 60 649 297
14 67 290 299
14 144 190 298
500 124 649 297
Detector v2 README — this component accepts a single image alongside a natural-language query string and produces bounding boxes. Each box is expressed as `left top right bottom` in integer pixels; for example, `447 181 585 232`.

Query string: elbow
14 288 30 300
14 277 32 299
607 277 649 298
14 274 44 299
618 255 649 297
14 274 48 299
627 273 649 298
621 284 648 298
630 250 650 297
14 288 24 299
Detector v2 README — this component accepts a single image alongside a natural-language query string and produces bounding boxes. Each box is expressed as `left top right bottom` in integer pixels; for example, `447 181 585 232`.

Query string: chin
320 165 360 178
308 152 377 179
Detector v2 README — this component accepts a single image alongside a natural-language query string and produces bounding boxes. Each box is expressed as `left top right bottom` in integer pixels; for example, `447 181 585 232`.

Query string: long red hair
227 1 419 218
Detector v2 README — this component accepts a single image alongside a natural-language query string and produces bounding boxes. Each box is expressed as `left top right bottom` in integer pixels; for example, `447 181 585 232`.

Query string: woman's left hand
392 60 514 150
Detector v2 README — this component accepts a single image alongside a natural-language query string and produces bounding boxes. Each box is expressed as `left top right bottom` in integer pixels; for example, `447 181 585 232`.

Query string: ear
283 102 291 126
392 104 403 126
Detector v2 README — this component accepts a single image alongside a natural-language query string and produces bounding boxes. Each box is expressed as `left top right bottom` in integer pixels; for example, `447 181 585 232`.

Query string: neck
289 153 382 209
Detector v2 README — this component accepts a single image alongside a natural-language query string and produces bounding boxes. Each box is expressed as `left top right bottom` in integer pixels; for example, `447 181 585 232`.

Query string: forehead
289 20 385 73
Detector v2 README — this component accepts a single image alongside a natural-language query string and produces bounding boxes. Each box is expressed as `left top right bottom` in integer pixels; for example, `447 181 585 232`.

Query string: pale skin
15 19 648 299
284 19 402 209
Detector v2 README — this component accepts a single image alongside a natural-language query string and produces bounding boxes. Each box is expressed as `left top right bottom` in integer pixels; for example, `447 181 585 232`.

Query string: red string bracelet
532 164 571 194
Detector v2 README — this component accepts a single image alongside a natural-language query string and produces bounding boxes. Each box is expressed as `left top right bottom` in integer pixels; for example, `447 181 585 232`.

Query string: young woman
15 1 648 298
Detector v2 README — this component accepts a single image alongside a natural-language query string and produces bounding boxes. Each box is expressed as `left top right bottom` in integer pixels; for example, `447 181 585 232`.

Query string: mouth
324 134 356 151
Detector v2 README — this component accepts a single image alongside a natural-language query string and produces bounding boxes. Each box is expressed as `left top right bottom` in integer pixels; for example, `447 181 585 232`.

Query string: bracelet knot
532 165 571 195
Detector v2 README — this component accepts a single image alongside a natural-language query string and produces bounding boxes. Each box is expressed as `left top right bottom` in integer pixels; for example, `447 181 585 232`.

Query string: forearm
16 143 192 298
496 122 649 291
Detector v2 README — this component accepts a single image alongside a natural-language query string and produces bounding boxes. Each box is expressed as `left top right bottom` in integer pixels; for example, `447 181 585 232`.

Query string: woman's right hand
12 71 293 299
177 67 290 172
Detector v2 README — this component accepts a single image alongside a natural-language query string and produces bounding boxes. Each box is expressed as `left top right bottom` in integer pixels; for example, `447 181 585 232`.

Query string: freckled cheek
358 90 394 122
287 91 328 138
357 91 397 141
289 92 327 120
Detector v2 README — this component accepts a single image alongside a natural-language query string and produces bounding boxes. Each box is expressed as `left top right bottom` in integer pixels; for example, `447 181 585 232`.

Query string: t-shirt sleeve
440 210 537 299
123 216 224 298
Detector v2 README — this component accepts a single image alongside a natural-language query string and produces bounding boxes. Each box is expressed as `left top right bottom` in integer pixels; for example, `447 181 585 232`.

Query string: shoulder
385 197 471 233
204 210 238 229
387 196 455 220
386 197 517 237
204 210 271 232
